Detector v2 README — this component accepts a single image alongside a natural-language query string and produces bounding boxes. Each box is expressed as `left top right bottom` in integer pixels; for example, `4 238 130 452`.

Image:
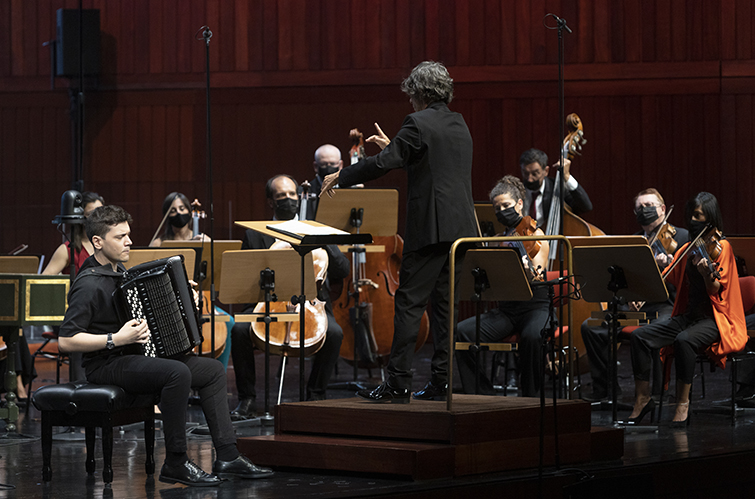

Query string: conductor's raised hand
117 318 150 345
320 170 340 198
365 122 390 150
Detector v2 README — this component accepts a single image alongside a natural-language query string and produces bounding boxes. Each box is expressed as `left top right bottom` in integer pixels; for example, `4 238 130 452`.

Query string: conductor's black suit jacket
337 101 478 253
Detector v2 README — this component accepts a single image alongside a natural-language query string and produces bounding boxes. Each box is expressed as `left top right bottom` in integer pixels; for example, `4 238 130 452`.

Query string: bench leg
85 427 96 474
41 412 53 482
144 409 155 475
102 420 114 483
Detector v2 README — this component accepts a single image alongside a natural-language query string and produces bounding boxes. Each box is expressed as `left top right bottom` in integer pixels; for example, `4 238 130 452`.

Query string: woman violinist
455 175 551 397
628 192 747 426
149 192 210 247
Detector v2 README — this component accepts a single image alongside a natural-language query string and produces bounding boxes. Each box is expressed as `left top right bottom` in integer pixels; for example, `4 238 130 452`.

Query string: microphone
551 14 572 33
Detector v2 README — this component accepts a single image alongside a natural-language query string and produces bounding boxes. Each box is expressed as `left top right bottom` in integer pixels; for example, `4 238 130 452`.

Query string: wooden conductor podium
0 272 69 436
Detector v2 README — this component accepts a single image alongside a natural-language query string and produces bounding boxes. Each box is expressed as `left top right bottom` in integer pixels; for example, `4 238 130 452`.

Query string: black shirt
59 255 140 369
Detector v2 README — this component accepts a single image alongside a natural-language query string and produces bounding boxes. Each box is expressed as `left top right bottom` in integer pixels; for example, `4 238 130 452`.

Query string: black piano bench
31 381 156 483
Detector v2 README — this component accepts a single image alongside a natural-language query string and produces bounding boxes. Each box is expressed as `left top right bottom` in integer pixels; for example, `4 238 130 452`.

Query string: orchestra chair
27 329 69 413
31 381 156 483
489 271 582 398
657 275 755 425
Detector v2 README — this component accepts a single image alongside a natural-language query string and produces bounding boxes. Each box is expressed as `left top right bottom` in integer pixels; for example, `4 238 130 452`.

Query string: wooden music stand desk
474 202 506 237
0 256 40 274
316 189 398 236
124 249 196 277
162 240 242 291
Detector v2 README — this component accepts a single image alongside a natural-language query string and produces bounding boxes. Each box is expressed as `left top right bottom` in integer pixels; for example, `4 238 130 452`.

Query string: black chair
32 381 156 483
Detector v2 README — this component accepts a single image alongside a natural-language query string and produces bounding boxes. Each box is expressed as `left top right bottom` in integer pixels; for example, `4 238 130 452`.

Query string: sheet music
267 220 348 237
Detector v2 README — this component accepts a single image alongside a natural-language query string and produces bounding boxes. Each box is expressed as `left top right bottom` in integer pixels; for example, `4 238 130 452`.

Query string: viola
663 224 723 281
502 215 544 281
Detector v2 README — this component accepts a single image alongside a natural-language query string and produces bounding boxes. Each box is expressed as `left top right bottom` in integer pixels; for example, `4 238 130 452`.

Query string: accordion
115 255 201 358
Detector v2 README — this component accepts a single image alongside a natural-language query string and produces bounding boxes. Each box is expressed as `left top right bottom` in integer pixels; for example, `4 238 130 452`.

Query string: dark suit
230 229 349 400
338 101 477 389
305 175 324 219
524 176 593 228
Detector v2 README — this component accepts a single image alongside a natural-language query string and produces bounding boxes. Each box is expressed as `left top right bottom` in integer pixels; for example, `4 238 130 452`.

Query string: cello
334 129 430 368
544 113 605 375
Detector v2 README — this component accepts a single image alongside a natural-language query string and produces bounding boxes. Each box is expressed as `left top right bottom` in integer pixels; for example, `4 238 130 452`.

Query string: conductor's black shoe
213 455 274 479
357 381 410 404
412 380 448 401
230 398 256 420
159 460 221 487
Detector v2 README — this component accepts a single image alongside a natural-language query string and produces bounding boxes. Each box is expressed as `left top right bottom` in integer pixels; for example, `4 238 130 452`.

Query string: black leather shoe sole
215 469 274 479
158 474 221 487
356 391 410 404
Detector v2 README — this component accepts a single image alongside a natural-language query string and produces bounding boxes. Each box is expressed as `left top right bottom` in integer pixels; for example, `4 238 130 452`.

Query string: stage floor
3 343 755 498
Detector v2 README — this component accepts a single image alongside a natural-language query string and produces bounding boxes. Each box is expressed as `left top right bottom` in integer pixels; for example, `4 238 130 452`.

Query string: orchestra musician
519 148 592 228
149 192 210 247
455 176 551 397
229 174 349 419
58 205 273 486
627 192 746 426
581 188 688 401
306 144 344 218
321 61 478 403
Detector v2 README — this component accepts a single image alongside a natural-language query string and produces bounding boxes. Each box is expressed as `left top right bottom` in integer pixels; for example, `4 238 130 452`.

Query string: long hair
72 191 105 251
160 192 191 241
685 191 724 233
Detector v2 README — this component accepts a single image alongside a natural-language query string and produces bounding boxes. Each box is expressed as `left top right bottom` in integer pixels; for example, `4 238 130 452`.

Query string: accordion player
115 255 202 358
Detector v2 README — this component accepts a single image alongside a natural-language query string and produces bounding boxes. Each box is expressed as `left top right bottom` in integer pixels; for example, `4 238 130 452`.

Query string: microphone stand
197 26 217 359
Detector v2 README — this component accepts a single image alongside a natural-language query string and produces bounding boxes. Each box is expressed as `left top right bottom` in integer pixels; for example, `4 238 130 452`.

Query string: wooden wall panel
3 0 755 264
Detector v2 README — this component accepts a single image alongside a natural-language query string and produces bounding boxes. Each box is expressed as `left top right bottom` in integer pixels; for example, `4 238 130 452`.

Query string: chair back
739 276 755 314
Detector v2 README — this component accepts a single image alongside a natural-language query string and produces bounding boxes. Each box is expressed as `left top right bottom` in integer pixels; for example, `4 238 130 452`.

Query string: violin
502 215 544 281
652 222 679 256
662 224 723 281
349 129 365 165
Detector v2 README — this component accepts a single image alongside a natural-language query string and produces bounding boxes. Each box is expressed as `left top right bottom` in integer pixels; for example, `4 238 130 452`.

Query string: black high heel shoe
623 398 656 425
670 402 690 428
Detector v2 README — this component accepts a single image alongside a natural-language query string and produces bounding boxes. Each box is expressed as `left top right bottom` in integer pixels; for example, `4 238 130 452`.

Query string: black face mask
317 165 339 179
523 179 541 191
688 219 708 240
274 197 299 221
168 212 191 228
635 205 660 227
496 206 523 229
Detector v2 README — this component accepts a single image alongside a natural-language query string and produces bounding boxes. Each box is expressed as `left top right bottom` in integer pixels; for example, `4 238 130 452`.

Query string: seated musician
58 205 273 486
306 144 344 217
229 174 349 419
581 188 689 401
455 175 551 397
627 192 746 425
43 191 105 275
519 148 592 229
149 192 209 247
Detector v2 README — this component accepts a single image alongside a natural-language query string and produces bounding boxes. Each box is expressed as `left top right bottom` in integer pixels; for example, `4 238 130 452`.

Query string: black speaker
55 9 101 77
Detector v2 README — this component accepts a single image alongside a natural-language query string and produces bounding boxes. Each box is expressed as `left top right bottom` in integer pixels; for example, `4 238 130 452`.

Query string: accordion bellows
115 255 201 358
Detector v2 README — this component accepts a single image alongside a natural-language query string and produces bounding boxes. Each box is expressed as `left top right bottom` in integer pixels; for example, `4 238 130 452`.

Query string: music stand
456 249 533 394
162 240 241 291
317 189 399 388
124 249 196 276
474 203 506 237
235 221 370 401
0 256 39 274
219 249 316 421
572 245 668 425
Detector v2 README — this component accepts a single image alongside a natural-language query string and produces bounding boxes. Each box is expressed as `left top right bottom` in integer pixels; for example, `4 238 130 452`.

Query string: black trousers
630 314 720 385
387 242 462 390
456 301 551 397
581 302 673 397
230 311 344 401
87 354 236 455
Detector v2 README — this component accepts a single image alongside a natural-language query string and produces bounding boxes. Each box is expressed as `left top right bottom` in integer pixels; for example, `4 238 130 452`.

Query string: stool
32 381 156 483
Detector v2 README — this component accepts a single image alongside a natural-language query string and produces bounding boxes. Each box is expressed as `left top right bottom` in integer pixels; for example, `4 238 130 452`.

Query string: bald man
306 144 344 218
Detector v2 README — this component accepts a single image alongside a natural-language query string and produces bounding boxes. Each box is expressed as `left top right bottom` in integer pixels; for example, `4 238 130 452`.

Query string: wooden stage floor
3 343 755 498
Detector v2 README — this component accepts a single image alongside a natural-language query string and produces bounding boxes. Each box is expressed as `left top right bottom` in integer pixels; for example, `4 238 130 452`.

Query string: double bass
333 129 429 368
544 113 605 375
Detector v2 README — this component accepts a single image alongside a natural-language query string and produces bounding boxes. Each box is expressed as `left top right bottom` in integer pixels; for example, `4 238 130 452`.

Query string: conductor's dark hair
400 61 454 107
265 174 298 200
489 175 526 204
685 192 724 233
86 205 132 242
519 148 548 169
160 192 192 241
72 191 106 251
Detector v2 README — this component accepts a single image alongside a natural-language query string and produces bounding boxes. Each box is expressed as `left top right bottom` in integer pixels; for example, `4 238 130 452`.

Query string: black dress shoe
357 381 410 404
230 398 256 420
159 460 221 487
412 380 447 401
213 455 274 479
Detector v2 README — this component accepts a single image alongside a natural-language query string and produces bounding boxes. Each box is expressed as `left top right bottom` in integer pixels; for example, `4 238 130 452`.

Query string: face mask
274 197 299 220
169 212 191 228
496 206 522 229
523 179 540 191
688 219 708 240
318 165 339 179
635 205 660 227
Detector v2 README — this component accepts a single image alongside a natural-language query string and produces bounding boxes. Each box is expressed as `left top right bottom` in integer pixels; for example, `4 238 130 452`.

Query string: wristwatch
106 332 115 350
